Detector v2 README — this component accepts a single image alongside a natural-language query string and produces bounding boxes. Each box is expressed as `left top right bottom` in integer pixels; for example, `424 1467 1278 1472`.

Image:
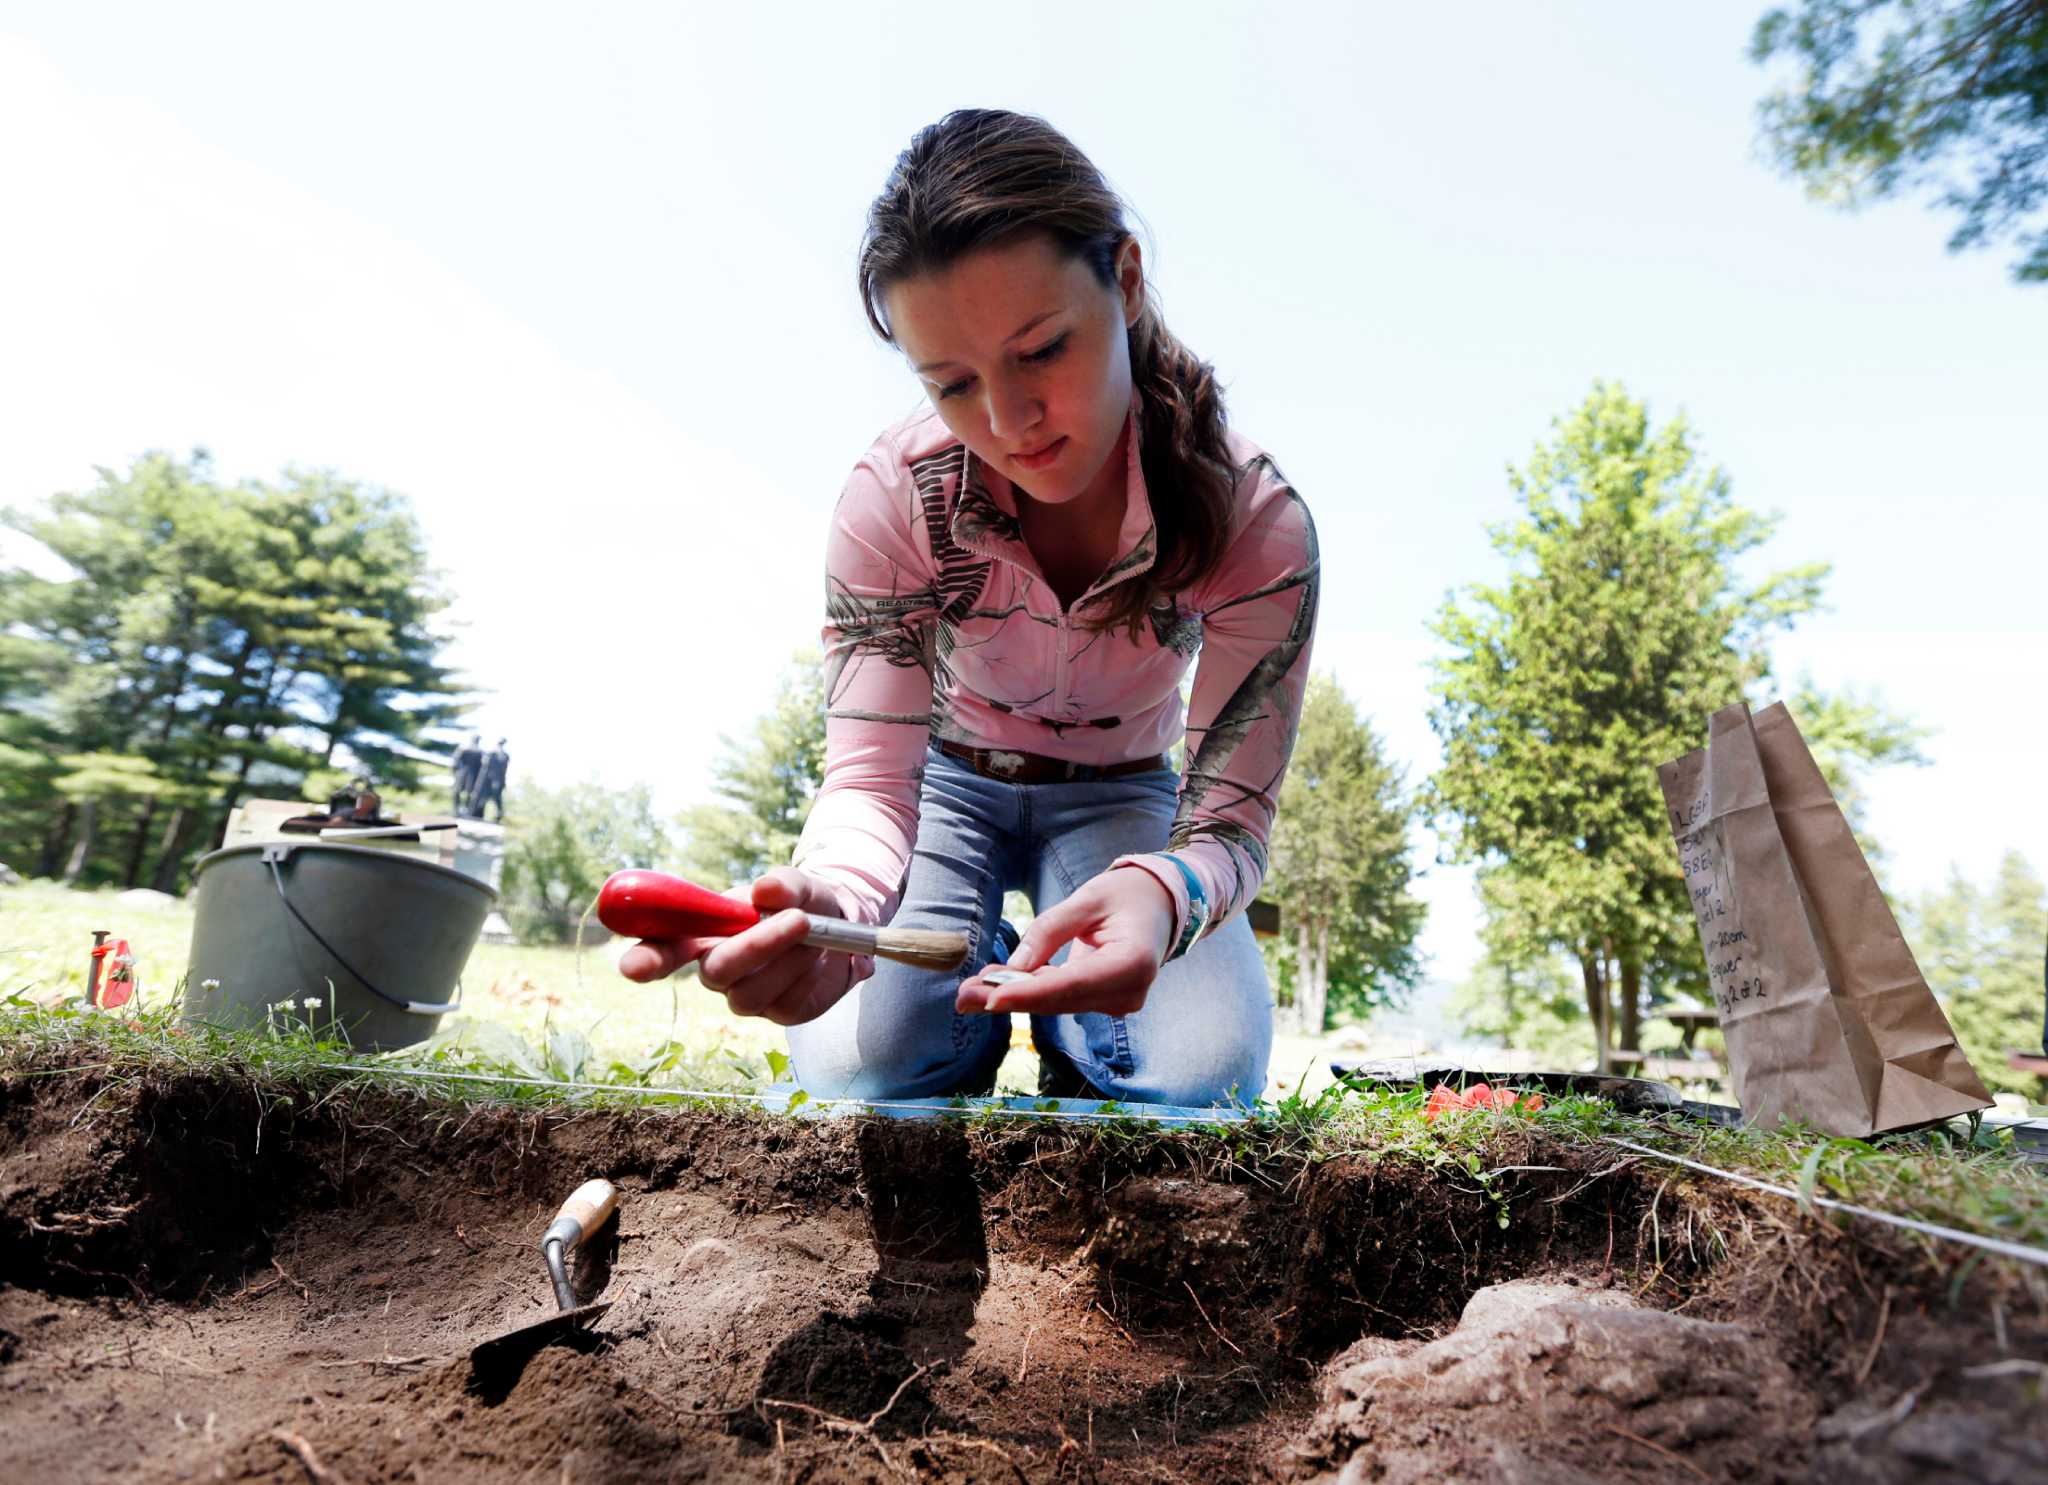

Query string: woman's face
885 232 1143 508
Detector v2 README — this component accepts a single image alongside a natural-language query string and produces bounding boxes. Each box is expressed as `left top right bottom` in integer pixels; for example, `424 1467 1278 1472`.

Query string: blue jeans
785 744 1274 1106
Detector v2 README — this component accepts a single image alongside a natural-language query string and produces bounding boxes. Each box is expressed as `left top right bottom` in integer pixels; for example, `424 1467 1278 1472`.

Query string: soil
1 1067 2043 1484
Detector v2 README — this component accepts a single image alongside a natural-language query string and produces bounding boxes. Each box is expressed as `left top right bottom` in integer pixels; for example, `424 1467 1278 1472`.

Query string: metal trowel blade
468 1299 613 1371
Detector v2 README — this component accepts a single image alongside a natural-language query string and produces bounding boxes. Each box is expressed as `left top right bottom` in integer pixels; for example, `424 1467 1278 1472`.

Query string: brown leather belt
935 739 1170 785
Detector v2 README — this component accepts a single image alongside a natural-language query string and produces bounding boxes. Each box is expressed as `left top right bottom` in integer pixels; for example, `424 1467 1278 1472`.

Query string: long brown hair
857 109 1235 634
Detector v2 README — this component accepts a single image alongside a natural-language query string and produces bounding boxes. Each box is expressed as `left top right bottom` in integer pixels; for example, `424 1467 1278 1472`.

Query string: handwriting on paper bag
1672 798 1767 1018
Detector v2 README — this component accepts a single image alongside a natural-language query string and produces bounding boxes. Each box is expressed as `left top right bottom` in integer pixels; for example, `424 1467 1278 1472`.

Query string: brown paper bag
1656 701 1990 1136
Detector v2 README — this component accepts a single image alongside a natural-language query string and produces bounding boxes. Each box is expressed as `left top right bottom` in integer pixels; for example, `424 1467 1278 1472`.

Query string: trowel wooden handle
543 1179 620 1252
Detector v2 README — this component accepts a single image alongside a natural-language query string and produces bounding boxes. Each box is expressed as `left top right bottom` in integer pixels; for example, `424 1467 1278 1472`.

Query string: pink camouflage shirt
793 399 1320 960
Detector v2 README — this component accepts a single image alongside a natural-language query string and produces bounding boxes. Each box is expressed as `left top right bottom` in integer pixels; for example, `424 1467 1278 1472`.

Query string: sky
2 3 2043 982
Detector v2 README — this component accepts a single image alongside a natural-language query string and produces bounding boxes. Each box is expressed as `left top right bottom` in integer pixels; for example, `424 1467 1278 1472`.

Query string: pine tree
1912 852 2047 1097
0 453 467 889
1264 675 1425 1034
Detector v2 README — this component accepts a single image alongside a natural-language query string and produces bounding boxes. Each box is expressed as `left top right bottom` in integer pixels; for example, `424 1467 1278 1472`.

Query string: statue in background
473 738 510 822
452 733 484 816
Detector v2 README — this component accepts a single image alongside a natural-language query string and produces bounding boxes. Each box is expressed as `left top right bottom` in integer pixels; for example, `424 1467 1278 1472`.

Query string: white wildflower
201 978 220 991
303 997 323 1010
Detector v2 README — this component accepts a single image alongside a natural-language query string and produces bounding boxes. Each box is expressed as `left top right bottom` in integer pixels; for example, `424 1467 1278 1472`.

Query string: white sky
2 4 2043 982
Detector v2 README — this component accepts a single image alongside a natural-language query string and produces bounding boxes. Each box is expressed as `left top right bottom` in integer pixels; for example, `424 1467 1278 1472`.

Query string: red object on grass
596 870 764 942
88 937 136 1009
1423 1081 1545 1122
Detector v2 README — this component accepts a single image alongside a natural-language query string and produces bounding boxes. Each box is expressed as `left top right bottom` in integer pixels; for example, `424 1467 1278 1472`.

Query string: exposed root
272 1429 351 1485
757 1363 935 1478
1853 1285 1892 1385
27 1203 138 1234
1600 1420 1710 1481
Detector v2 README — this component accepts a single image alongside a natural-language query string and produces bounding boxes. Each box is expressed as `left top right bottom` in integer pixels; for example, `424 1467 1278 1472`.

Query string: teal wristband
1162 855 1209 961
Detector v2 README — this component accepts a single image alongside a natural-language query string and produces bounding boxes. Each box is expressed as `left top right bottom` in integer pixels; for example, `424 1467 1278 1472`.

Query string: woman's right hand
615 866 863 1027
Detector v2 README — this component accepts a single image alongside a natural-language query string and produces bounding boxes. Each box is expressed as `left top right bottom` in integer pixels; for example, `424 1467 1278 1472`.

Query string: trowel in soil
469 1178 621 1373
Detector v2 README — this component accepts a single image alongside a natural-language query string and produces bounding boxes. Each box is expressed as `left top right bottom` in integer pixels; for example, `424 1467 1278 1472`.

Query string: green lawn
5 881 1369 1098
1 879 787 1084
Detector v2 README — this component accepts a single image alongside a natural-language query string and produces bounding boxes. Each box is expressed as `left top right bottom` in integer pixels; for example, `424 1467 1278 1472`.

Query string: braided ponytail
1119 298 1234 634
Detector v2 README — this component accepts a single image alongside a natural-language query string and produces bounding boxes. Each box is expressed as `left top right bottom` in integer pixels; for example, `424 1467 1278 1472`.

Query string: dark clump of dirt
429 1345 686 1480
1277 1145 1658 1356
1087 1173 1257 1294
1 1065 2043 1485
742 1309 936 1439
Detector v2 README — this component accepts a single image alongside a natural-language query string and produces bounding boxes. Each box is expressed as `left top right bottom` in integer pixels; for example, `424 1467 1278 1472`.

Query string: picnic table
1603 1000 1730 1094
1608 1049 1722 1084
1660 1001 1722 1054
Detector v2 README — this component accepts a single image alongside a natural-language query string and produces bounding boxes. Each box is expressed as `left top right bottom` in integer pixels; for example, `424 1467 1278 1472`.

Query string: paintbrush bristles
797 913 969 971
869 928 971 971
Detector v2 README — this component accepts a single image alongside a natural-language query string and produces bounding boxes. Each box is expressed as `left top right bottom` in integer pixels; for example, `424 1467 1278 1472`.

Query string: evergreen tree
1263 674 1425 1034
1910 852 2047 1097
1428 385 1935 1069
0 453 466 889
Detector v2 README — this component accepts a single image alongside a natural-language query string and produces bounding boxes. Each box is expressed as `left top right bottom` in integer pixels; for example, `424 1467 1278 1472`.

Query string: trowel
469 1178 621 1374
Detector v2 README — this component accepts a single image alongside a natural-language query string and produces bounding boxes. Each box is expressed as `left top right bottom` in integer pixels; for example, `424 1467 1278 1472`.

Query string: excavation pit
1 1067 2042 1483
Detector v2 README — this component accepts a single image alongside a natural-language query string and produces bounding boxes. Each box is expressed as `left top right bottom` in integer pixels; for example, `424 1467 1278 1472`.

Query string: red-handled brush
596 870 969 971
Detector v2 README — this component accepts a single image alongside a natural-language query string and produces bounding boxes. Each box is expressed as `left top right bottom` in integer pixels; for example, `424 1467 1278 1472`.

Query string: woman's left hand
954 866 1175 1017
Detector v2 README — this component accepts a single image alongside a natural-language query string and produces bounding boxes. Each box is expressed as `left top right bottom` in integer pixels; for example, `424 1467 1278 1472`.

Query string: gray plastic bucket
184 840 495 1051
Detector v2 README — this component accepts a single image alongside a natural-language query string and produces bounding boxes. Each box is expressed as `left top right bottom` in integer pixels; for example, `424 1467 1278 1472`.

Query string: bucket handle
262 844 464 1016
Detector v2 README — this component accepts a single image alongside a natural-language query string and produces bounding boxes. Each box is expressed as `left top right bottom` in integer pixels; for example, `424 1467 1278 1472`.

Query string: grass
1 879 1343 1101
6 976 2047 1286
10 879 2048 1289
3 878 789 1085
1265 1074 2048 1293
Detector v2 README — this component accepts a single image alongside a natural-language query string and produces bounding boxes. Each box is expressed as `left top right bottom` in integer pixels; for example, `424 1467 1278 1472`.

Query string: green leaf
765 1048 790 1082
1795 1142 1827 1217
545 1026 591 1082
784 1088 809 1113
439 1021 546 1079
632 1040 683 1078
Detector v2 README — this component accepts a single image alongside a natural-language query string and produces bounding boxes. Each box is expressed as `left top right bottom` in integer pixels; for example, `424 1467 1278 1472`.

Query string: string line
1601 1137 2048 1271
309 1063 2048 1270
